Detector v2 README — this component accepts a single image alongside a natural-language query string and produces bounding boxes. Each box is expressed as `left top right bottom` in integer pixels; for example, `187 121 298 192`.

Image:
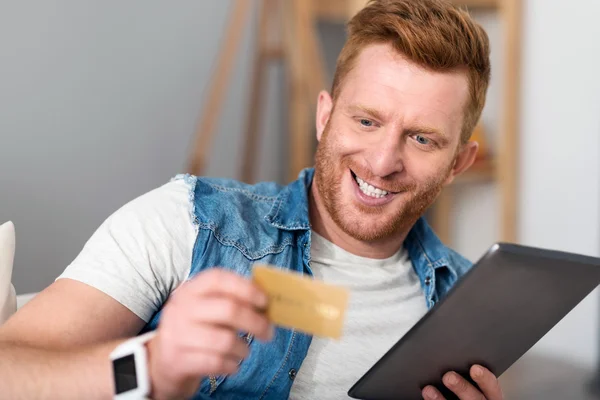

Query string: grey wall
0 0 298 293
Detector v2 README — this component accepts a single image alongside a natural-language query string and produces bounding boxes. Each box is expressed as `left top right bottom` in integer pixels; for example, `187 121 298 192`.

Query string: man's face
313 43 476 242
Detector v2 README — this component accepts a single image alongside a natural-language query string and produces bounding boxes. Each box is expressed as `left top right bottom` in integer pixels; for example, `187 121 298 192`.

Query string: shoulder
102 177 197 244
83 177 196 248
59 178 197 322
188 174 284 201
172 174 293 260
170 174 284 223
119 177 192 217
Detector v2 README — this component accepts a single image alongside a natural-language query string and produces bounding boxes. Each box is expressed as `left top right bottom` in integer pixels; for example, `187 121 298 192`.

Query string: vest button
288 368 297 381
425 276 432 285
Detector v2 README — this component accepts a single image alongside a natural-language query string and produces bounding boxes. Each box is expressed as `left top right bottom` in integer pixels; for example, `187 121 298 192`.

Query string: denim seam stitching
198 223 293 260
412 229 438 306
207 183 276 202
265 190 282 223
268 222 310 230
414 229 435 269
413 227 453 277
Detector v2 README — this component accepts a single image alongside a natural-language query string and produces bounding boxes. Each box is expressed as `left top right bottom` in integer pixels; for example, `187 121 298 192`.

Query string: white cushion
0 221 17 324
16 292 36 309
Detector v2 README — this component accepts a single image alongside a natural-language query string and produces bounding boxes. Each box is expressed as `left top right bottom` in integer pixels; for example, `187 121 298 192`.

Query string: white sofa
0 221 17 324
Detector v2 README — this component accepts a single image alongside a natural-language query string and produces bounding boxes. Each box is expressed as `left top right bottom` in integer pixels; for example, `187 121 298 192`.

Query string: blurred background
0 0 598 398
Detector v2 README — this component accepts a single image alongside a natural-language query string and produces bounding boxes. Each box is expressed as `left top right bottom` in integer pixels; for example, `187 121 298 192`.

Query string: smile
351 171 391 199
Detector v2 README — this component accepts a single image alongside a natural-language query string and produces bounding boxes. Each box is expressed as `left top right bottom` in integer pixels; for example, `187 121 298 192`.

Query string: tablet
348 243 600 400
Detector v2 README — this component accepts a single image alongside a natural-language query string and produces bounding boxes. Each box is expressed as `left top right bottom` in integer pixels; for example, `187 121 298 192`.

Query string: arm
0 279 146 400
0 178 195 398
0 270 273 400
0 179 271 399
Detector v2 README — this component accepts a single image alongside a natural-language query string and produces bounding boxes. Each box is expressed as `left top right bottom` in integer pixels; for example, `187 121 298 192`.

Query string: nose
366 131 404 178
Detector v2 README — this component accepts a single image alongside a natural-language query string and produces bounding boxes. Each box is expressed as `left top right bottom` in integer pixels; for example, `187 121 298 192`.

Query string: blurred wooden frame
430 0 522 246
187 0 328 184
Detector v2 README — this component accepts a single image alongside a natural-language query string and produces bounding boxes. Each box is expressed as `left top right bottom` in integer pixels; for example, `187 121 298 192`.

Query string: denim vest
143 168 472 399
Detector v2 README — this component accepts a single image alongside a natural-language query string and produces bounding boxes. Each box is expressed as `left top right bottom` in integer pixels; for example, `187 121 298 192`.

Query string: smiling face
312 43 478 247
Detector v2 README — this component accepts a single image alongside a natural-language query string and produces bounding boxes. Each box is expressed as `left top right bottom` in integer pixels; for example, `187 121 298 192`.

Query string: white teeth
354 174 389 198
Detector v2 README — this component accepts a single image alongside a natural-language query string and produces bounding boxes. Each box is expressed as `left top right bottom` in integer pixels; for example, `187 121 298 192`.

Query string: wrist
110 331 156 400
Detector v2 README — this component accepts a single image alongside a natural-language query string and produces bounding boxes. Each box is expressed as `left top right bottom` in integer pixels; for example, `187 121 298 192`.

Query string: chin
335 200 405 242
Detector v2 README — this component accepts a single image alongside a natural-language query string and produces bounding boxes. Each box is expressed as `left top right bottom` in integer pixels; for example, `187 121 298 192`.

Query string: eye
359 118 374 127
414 134 431 145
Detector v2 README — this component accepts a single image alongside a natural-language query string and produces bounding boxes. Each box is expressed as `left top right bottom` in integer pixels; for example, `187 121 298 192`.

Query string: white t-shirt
288 232 428 399
58 179 196 322
59 180 429 399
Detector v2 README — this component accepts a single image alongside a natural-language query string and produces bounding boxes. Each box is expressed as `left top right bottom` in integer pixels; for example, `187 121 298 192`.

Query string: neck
308 180 409 259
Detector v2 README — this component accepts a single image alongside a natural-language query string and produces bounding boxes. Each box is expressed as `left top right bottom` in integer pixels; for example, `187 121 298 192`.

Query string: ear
444 141 479 185
315 90 333 142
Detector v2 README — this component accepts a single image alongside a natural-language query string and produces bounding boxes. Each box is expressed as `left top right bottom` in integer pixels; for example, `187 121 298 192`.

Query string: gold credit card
252 264 349 339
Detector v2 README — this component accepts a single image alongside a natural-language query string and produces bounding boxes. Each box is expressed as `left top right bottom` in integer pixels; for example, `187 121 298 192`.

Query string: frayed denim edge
171 173 199 235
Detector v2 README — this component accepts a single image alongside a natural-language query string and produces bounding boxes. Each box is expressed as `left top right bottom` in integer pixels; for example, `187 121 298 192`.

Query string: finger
187 268 269 309
190 297 273 341
152 325 249 365
181 326 250 361
443 372 485 400
177 350 241 378
470 365 503 400
422 385 445 400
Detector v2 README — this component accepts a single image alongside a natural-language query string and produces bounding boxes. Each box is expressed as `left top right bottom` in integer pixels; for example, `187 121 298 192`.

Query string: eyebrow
346 104 387 122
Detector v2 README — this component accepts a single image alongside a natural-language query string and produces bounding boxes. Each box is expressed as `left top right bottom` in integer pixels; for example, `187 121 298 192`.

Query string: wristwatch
110 331 157 400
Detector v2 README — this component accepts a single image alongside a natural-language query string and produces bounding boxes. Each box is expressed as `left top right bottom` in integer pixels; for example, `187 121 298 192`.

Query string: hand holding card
252 264 349 339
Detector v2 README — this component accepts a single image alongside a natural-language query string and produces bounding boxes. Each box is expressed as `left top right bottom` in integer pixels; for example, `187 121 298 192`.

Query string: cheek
403 152 453 184
328 120 366 152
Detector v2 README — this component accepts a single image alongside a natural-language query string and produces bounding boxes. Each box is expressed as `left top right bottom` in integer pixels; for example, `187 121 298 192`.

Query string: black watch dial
113 354 138 394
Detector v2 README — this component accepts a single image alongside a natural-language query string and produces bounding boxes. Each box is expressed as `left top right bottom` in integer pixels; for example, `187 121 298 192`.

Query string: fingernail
472 365 484 378
423 387 439 399
446 372 459 385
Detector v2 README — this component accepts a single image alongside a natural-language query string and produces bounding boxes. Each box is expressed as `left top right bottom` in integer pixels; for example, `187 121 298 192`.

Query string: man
0 0 503 399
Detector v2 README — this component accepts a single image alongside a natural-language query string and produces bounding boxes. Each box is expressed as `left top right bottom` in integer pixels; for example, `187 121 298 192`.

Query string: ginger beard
314 120 455 242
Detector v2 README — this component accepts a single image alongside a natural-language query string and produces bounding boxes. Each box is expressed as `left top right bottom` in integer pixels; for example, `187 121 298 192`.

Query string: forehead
337 43 469 133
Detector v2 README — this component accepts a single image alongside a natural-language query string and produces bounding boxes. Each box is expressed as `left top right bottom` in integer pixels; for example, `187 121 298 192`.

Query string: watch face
113 354 138 394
